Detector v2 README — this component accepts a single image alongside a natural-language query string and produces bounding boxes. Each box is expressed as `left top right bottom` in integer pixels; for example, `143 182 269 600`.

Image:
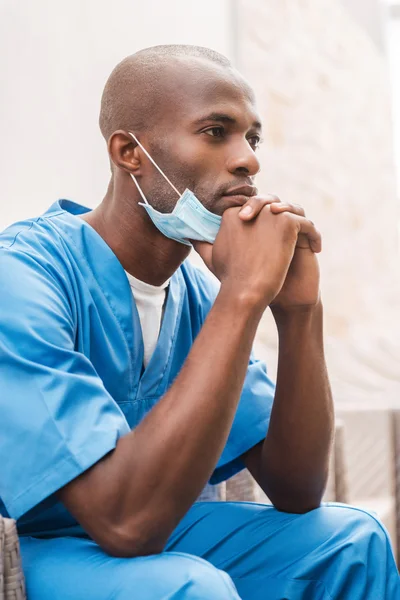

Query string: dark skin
59 56 333 557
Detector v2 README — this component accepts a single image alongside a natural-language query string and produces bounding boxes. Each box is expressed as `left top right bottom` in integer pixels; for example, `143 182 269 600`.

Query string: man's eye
248 135 261 150
204 127 225 138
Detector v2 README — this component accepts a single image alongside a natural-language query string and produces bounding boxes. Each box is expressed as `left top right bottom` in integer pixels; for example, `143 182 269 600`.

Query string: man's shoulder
0 201 65 255
0 203 74 293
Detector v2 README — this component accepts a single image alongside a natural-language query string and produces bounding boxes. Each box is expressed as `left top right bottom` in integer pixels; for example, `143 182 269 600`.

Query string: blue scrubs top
0 200 275 538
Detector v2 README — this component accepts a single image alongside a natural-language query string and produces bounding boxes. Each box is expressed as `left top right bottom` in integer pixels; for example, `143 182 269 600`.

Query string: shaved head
99 45 232 142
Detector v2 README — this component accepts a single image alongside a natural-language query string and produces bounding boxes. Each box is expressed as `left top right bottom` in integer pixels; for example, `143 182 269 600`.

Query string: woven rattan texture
0 518 26 600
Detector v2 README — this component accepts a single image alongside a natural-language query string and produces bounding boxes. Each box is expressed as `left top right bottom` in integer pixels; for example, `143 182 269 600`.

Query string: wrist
218 281 270 321
271 300 323 332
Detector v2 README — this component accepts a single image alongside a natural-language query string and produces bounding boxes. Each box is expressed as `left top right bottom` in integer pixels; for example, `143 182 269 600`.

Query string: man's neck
81 178 190 286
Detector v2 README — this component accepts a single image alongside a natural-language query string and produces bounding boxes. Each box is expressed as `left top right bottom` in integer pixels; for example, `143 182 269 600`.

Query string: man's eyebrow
194 112 262 130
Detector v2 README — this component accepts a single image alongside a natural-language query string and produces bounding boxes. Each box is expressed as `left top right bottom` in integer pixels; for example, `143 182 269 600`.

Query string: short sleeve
0 249 130 520
186 261 275 484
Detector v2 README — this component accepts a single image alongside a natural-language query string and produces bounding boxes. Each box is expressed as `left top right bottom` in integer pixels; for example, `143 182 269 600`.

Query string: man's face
136 59 262 216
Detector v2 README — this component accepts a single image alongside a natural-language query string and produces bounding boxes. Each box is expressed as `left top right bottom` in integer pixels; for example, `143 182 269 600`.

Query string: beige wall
236 0 400 402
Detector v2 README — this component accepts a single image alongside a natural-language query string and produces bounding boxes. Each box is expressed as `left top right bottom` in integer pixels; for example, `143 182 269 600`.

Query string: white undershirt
125 272 170 368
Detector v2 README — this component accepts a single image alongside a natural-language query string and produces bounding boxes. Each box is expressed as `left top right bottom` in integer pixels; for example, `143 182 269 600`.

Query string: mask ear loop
128 132 181 200
130 172 151 206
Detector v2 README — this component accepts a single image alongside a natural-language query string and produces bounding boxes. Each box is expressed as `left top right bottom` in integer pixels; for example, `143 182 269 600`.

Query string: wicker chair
0 517 26 600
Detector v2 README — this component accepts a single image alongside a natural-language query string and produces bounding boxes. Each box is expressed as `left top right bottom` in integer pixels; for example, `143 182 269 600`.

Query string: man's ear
108 130 141 175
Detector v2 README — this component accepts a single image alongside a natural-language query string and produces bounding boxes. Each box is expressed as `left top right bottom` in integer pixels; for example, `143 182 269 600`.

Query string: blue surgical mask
129 132 221 246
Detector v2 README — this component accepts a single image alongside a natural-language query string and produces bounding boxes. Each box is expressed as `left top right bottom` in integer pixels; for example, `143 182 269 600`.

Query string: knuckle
280 210 293 223
308 218 318 230
268 194 281 203
284 202 305 216
279 213 296 232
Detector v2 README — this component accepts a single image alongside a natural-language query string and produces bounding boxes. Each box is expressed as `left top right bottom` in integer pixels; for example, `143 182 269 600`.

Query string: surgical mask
129 132 222 246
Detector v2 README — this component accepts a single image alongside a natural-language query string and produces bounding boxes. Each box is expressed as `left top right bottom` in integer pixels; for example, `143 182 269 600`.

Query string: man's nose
226 142 261 178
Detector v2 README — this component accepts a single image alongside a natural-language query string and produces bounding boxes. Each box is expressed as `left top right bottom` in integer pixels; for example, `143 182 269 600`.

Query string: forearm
60 285 263 555
260 302 334 511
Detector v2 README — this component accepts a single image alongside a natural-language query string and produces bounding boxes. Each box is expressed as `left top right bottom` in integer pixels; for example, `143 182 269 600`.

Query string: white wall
0 0 233 229
339 0 387 50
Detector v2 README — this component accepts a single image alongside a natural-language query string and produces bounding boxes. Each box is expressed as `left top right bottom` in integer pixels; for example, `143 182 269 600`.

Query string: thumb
191 240 214 273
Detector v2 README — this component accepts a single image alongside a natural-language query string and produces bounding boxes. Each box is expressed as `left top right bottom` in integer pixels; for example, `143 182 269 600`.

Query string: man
0 45 398 599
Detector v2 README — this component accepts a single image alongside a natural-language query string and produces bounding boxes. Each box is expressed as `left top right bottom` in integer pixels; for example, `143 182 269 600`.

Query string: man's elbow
272 497 322 514
100 534 165 559
263 472 327 514
268 486 324 514
93 518 167 558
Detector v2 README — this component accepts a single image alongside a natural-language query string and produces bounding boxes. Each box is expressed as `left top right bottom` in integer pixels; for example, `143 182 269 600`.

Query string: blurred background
2 0 400 559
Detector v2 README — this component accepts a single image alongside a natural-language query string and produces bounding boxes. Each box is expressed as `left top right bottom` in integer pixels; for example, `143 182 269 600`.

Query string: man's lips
221 195 253 208
223 185 258 198
221 185 258 209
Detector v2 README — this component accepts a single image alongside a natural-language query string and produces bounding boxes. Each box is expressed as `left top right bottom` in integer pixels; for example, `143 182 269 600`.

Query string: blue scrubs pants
20 501 400 599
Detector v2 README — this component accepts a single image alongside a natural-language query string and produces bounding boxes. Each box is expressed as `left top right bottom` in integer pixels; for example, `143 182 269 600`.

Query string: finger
270 202 306 218
290 214 322 253
191 240 214 272
271 204 308 249
238 194 281 221
277 212 321 253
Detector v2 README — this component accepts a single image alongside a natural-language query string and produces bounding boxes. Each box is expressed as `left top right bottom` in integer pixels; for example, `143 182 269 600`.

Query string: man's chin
197 195 246 216
219 195 248 212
